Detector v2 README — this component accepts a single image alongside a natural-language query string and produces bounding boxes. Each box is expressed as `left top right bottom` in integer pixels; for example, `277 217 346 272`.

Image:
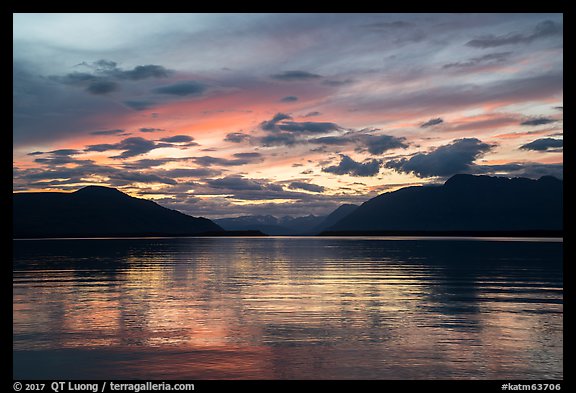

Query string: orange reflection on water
13 238 563 379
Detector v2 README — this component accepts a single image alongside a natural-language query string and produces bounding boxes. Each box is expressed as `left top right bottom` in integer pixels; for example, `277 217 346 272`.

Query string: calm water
13 237 563 380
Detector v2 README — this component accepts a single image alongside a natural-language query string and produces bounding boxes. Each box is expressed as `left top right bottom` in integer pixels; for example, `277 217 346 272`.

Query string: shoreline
13 230 563 241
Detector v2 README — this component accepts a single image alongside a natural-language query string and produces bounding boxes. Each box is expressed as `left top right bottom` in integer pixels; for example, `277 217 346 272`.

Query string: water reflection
13 237 562 379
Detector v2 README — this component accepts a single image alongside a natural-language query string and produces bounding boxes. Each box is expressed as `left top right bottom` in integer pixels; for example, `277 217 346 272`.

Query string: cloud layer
385 138 494 177
13 13 563 218
323 155 382 177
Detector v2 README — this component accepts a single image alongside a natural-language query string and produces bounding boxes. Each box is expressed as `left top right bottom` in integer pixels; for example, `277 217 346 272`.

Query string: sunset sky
13 13 563 218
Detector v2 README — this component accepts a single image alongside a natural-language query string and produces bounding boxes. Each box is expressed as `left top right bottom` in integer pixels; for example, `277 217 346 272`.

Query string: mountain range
324 174 562 234
213 204 358 235
214 214 324 235
12 174 562 238
13 186 223 238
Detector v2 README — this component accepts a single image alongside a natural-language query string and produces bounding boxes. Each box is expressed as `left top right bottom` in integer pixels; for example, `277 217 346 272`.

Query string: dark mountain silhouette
283 214 326 231
311 204 358 234
215 206 361 236
324 174 562 235
13 185 224 238
214 216 294 236
214 214 326 235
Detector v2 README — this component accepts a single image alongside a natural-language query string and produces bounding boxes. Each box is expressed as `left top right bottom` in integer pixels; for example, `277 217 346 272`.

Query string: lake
13 237 563 380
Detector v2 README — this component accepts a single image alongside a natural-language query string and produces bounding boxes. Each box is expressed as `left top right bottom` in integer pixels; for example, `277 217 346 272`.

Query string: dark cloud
520 117 557 126
84 143 118 153
267 126 409 153
48 149 81 156
159 135 195 143
118 159 223 179
260 112 293 131
113 64 171 80
30 149 88 165
192 153 263 167
258 111 343 135
280 96 299 102
109 171 177 186
27 151 44 156
304 111 321 117
224 132 251 143
85 80 119 95
90 129 125 136
270 70 322 81
553 106 563 111
90 59 116 69
322 79 355 87
233 152 262 159
14 160 178 188
153 81 207 96
83 143 115 153
206 176 265 191
123 100 157 111
278 121 341 134
466 20 562 48
50 72 98 86
79 60 172 81
49 72 119 95
323 155 381 177
420 118 444 128
50 60 171 95
85 137 161 159
443 52 513 69
309 131 408 154
55 71 97 84
110 138 160 159
34 156 93 166
519 138 563 152
16 167 86 181
308 136 352 146
139 128 165 133
288 181 325 193
361 134 408 155
259 133 298 147
385 138 494 178
512 163 563 179
473 162 563 179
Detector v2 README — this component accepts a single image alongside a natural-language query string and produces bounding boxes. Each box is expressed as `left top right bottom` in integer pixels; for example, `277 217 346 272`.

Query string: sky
13 13 563 218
